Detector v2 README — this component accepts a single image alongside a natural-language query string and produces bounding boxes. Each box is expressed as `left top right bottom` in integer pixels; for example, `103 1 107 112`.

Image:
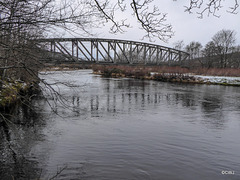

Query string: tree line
1 0 239 83
174 29 240 68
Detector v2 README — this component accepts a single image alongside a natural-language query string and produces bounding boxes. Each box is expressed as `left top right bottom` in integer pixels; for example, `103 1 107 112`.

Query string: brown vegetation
41 63 92 71
93 64 195 83
93 64 189 76
92 64 240 86
192 68 240 77
93 64 240 77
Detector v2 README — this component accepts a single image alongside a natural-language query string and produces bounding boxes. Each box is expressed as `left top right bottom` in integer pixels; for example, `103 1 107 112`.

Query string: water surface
1 70 240 180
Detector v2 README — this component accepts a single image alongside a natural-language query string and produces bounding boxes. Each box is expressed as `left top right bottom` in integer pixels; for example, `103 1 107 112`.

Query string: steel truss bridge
37 38 189 65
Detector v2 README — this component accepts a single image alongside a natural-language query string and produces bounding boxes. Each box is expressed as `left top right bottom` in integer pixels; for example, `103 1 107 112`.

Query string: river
1 69 240 180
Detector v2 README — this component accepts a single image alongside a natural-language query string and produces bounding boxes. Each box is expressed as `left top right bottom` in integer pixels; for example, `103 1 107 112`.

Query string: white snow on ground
194 75 240 85
150 72 240 85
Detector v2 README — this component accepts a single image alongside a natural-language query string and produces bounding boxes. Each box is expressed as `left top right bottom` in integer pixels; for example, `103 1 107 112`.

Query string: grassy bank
92 64 240 85
41 62 92 71
0 79 39 112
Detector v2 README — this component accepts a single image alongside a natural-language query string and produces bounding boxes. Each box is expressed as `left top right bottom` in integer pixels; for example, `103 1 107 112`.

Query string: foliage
0 80 26 108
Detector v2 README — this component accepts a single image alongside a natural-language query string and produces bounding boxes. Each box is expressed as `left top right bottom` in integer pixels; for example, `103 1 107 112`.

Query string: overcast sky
89 0 240 48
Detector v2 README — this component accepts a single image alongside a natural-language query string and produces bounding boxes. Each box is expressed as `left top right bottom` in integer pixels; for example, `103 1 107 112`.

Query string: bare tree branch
130 0 173 42
183 0 239 18
92 0 130 33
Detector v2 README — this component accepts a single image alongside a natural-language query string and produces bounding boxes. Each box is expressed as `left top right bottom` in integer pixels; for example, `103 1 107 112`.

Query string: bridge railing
36 38 189 65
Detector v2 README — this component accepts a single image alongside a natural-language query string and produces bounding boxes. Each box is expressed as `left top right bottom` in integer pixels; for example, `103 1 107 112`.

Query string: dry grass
42 63 92 71
93 64 240 77
192 68 240 77
93 65 189 77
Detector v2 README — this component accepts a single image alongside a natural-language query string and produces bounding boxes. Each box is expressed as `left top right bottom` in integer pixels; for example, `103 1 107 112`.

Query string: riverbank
92 64 240 86
0 79 39 112
41 62 92 71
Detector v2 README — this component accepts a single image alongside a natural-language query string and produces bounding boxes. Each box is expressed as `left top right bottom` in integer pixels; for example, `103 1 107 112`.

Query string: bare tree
90 0 239 41
173 40 185 51
88 0 174 42
0 0 239 109
0 2 239 177
0 0 178 81
201 41 217 68
231 45 240 68
212 29 236 68
183 0 239 18
185 41 202 59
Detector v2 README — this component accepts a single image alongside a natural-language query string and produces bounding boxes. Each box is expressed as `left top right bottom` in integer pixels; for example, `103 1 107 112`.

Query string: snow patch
194 75 240 85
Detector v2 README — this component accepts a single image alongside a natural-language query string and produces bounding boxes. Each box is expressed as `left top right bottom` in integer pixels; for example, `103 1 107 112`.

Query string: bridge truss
37 38 189 65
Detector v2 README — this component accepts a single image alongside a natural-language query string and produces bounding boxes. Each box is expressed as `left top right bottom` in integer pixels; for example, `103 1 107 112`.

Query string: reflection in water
0 100 45 179
201 93 225 129
68 78 232 130
1 70 240 180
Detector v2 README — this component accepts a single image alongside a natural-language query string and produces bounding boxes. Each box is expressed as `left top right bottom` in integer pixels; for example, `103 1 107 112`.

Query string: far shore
91 64 240 86
39 63 240 86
